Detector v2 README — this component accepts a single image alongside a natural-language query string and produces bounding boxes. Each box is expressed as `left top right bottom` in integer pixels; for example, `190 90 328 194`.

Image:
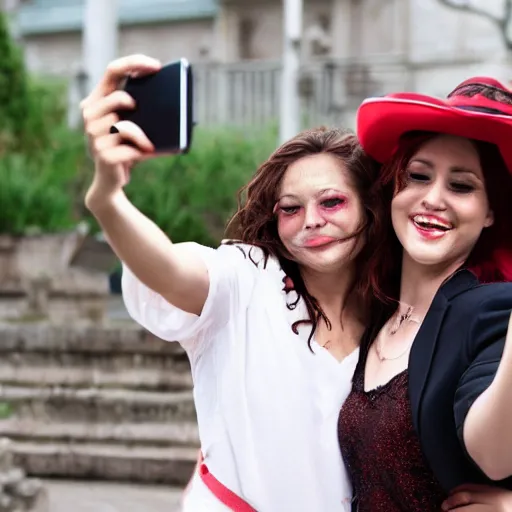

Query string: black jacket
405 269 512 491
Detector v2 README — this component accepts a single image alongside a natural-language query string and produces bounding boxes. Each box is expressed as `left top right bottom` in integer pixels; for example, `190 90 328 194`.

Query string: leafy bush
0 12 31 150
0 127 88 234
126 126 277 245
0 123 277 243
0 12 68 154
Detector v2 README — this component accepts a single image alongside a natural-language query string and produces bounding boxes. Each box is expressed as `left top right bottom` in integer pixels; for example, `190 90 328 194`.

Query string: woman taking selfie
81 54 389 511
338 77 512 511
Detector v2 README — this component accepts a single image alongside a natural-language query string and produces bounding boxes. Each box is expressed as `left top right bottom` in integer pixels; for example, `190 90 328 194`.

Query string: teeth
413 215 452 231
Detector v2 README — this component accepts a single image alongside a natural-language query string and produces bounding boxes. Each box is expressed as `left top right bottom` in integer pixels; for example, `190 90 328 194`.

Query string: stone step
0 419 200 447
0 363 192 391
0 324 200 485
0 325 193 391
1 386 196 423
0 324 185 355
11 441 198 485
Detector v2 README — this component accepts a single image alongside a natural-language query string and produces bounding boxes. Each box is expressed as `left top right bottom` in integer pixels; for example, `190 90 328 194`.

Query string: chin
407 254 445 267
404 244 470 270
402 243 443 264
305 262 347 275
288 242 357 273
305 252 354 274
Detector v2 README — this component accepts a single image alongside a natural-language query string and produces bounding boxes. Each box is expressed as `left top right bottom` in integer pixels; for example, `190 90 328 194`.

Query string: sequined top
338 348 447 512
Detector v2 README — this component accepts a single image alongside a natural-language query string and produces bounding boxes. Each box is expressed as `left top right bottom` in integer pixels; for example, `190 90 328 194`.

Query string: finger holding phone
82 54 161 205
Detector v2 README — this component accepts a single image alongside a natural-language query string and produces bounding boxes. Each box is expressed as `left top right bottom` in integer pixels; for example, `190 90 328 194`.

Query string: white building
4 0 511 126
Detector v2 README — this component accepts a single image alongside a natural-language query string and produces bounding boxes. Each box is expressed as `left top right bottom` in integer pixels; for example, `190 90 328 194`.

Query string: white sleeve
121 242 256 343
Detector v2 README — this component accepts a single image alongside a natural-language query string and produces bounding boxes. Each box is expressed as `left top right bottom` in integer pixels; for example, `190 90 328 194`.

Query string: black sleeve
454 286 512 454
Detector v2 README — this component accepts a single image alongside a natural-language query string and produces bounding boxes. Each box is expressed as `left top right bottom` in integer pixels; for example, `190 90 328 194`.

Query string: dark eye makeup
321 197 345 208
279 206 300 215
406 169 476 194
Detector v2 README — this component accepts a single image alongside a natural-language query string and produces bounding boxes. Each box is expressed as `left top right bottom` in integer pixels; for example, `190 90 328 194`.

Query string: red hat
357 76 512 173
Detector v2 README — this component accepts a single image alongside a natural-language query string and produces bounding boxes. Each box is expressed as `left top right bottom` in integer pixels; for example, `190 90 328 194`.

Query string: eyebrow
278 188 343 201
410 158 483 180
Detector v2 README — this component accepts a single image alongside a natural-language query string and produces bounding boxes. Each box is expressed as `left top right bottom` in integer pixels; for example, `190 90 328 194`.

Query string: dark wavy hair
224 127 390 349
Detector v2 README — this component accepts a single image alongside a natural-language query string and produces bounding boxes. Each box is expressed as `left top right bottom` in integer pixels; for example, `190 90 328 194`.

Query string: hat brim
357 95 512 173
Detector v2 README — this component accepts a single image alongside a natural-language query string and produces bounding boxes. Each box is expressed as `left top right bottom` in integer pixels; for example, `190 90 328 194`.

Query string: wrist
85 184 127 219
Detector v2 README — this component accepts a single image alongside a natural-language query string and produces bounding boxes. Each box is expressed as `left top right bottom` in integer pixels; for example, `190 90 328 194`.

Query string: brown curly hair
225 127 390 349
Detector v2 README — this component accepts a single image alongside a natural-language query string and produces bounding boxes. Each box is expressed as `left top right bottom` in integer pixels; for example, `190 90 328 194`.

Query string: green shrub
123 125 277 245
0 126 90 234
0 12 68 154
0 12 31 150
0 124 277 243
23 76 69 154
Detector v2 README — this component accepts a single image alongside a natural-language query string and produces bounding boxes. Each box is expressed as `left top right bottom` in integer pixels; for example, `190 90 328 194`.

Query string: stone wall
0 234 114 324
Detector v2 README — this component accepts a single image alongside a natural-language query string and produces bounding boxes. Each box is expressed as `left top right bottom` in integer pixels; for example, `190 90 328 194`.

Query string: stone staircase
0 323 199 485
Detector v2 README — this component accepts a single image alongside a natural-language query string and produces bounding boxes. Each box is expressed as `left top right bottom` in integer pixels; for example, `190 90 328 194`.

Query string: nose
421 180 447 212
304 205 326 229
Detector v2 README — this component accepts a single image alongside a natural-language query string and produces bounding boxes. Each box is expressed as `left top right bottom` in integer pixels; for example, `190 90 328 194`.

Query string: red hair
225 127 390 348
380 131 512 284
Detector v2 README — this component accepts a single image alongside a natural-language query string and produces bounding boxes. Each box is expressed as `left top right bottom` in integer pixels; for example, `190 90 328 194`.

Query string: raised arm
455 289 512 481
82 55 208 316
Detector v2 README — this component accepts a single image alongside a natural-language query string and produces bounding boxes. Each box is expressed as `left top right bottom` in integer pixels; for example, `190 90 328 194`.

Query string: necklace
375 305 423 361
375 336 413 361
387 304 421 336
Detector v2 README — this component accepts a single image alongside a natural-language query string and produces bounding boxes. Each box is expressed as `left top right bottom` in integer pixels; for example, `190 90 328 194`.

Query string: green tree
0 11 31 151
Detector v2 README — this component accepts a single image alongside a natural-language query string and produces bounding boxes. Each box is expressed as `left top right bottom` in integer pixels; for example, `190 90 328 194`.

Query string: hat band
455 105 512 117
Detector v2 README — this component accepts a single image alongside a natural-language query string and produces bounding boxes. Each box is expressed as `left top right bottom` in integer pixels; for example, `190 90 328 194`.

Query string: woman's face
276 153 365 274
391 135 494 271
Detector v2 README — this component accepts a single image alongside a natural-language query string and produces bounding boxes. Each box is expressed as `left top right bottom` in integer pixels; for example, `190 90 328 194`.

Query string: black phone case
119 60 193 153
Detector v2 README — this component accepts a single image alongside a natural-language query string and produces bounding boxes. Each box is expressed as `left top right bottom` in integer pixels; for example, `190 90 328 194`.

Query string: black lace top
338 348 447 511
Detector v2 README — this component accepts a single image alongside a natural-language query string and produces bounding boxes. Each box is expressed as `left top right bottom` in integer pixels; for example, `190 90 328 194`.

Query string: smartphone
118 58 194 154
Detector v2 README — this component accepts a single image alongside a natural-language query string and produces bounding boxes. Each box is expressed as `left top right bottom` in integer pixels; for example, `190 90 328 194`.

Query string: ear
484 209 494 228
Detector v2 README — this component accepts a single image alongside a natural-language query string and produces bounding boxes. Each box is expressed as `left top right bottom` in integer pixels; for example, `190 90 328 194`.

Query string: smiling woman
338 76 512 512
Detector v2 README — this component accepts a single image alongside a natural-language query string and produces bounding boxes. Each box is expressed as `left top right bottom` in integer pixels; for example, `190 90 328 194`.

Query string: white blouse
122 242 357 512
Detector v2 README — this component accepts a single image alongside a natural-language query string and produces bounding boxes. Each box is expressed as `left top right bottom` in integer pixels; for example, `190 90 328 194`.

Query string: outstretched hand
81 54 161 211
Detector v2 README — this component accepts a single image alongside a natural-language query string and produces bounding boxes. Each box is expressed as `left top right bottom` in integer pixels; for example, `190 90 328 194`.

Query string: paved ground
44 479 184 512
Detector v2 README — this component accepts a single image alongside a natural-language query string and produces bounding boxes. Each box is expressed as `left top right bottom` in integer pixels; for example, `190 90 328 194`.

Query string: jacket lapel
408 269 479 435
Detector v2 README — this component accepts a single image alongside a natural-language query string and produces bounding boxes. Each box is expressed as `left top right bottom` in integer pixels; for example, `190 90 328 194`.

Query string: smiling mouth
411 214 453 232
